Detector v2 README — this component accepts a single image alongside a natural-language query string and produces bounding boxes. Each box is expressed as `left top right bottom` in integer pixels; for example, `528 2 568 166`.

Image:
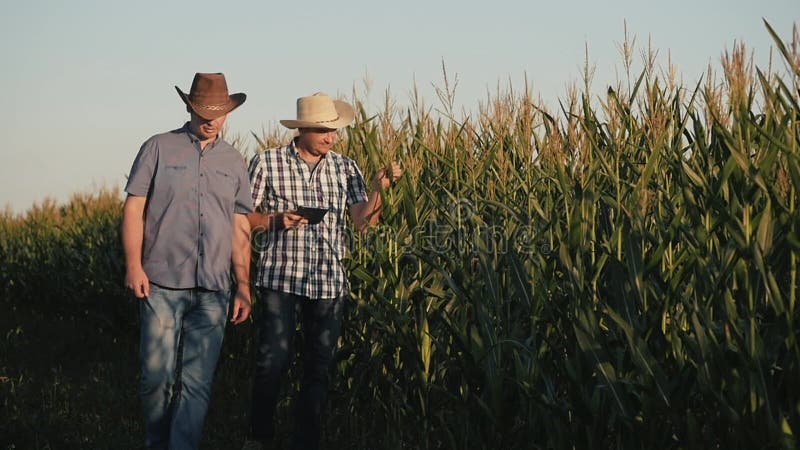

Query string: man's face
296 128 338 157
189 112 227 141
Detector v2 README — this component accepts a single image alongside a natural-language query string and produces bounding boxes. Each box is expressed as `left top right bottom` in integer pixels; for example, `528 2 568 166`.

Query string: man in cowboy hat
243 92 402 449
122 72 254 449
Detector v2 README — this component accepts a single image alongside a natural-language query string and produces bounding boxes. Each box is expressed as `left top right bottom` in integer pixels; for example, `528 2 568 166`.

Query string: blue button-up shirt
125 123 254 290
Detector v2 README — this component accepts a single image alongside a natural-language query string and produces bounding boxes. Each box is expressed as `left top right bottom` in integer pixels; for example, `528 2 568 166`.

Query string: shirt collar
287 139 300 157
287 138 328 162
182 122 220 151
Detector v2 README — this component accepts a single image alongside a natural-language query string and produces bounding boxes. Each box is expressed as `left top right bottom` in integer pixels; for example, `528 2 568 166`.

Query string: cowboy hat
175 73 246 120
280 92 355 130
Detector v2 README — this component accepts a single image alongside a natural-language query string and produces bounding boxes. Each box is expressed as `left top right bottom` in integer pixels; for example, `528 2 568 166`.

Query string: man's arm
350 191 383 232
122 194 149 298
230 213 252 325
246 152 310 233
350 162 403 232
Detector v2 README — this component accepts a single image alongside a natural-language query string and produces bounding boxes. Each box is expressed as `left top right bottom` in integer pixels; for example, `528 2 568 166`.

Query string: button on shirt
249 141 368 299
125 123 254 291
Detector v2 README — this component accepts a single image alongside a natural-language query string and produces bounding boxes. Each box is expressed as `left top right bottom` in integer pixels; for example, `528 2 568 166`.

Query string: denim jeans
139 283 230 450
249 288 344 450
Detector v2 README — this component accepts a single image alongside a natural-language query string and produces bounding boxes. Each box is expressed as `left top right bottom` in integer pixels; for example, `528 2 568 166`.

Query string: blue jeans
139 284 230 450
249 288 344 450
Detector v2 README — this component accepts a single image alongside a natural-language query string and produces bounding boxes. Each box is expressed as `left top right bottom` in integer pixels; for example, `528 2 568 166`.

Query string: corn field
2 22 799 449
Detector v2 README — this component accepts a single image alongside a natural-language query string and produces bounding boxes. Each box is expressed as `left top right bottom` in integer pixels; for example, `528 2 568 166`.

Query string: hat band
197 103 230 111
313 115 340 124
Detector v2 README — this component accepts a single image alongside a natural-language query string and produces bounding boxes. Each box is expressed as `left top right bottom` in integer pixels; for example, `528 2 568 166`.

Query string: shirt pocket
154 164 193 207
210 168 238 201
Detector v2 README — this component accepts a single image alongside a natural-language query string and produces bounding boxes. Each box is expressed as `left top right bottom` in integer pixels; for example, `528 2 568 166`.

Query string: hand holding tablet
294 206 328 225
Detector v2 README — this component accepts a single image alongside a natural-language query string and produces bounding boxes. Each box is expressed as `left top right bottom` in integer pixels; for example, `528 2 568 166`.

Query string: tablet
295 206 329 225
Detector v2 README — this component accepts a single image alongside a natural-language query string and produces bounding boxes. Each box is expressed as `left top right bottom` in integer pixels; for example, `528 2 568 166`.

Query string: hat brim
176 87 246 120
279 100 355 130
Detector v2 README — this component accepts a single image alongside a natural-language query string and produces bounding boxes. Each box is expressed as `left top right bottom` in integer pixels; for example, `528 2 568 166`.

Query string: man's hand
125 266 150 298
230 284 252 325
247 211 309 232
370 162 403 191
280 212 309 230
351 161 403 231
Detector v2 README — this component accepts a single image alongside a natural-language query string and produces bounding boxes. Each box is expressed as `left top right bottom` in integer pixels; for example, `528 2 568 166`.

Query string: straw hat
280 92 355 130
175 73 246 120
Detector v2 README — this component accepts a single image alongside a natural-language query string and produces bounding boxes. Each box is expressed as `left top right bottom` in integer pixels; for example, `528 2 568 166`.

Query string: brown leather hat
175 73 246 120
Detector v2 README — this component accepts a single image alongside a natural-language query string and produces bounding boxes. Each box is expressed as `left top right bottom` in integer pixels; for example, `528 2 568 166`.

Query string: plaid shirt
249 141 369 299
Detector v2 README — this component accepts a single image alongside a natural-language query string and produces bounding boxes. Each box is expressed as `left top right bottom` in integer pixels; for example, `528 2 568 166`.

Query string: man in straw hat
122 72 254 449
243 92 402 449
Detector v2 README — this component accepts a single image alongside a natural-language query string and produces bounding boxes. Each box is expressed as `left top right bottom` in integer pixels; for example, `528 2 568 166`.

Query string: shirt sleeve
248 151 268 209
345 158 369 207
234 158 254 214
124 138 158 197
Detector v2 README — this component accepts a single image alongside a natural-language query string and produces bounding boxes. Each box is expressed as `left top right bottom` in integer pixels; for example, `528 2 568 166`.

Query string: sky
0 0 797 213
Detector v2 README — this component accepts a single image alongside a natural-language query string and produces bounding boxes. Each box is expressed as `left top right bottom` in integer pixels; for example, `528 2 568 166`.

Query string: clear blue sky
1 0 797 213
